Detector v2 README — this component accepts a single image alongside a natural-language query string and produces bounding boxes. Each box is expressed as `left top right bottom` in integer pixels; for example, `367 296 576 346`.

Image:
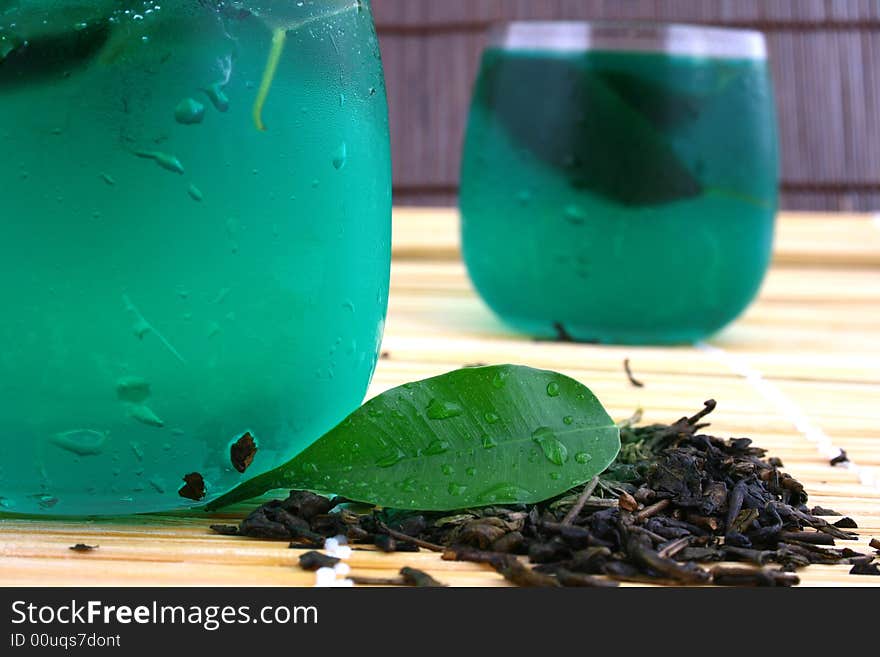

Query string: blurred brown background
371 0 880 211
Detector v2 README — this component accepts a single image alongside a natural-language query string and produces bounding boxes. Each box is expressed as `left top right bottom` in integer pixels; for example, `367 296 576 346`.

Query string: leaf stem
562 475 600 525
378 522 445 552
253 27 287 131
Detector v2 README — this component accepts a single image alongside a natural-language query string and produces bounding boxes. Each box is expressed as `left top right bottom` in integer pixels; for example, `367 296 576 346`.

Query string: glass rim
490 21 768 59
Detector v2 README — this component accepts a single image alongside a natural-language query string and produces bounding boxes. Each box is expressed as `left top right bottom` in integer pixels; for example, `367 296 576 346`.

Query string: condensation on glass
0 1 392 515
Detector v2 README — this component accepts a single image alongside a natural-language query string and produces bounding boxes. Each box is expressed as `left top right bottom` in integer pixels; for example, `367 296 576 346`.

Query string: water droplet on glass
116 376 151 403
129 442 144 461
564 204 586 225
128 404 164 428
37 495 59 509
188 184 204 202
202 82 229 112
50 430 109 457
174 97 205 125
531 427 568 466
333 142 347 170
546 381 560 397
426 399 463 420
134 150 184 175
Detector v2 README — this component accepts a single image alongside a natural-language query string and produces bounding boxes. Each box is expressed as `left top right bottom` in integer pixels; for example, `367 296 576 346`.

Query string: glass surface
460 22 779 344
0 0 391 515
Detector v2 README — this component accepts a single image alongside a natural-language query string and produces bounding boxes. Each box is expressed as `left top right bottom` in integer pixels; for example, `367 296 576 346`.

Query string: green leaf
595 70 707 132
477 52 702 206
206 365 620 512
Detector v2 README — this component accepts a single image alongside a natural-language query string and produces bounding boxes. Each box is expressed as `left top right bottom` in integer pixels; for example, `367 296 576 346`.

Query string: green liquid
460 47 779 344
0 1 391 515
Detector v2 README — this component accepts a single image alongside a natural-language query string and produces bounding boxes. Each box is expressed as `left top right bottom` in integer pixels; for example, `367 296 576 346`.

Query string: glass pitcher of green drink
0 0 391 515
460 22 779 344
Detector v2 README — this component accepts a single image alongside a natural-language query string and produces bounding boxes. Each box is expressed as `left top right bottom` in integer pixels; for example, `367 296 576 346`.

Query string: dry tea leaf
178 472 206 501
230 432 258 473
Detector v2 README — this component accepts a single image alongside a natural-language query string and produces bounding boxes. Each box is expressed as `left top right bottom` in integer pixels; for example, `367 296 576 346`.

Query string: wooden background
370 0 880 211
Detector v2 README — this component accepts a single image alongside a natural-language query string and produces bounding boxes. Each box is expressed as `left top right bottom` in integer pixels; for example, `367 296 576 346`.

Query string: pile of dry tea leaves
211 401 875 587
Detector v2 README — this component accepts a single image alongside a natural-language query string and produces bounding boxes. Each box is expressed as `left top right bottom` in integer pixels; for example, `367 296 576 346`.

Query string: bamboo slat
0 208 878 588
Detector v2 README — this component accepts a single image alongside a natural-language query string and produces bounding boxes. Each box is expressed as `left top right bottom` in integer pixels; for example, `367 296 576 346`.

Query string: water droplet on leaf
477 483 531 505
531 427 568 465
398 478 417 493
426 399 463 420
375 448 405 468
447 482 467 496
425 439 450 455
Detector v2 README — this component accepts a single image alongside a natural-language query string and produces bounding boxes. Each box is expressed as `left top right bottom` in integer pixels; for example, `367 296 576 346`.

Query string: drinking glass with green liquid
0 0 391 515
460 22 779 344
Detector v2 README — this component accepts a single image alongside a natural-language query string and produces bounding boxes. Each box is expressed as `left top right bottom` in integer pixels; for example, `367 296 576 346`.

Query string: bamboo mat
1 208 879 588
